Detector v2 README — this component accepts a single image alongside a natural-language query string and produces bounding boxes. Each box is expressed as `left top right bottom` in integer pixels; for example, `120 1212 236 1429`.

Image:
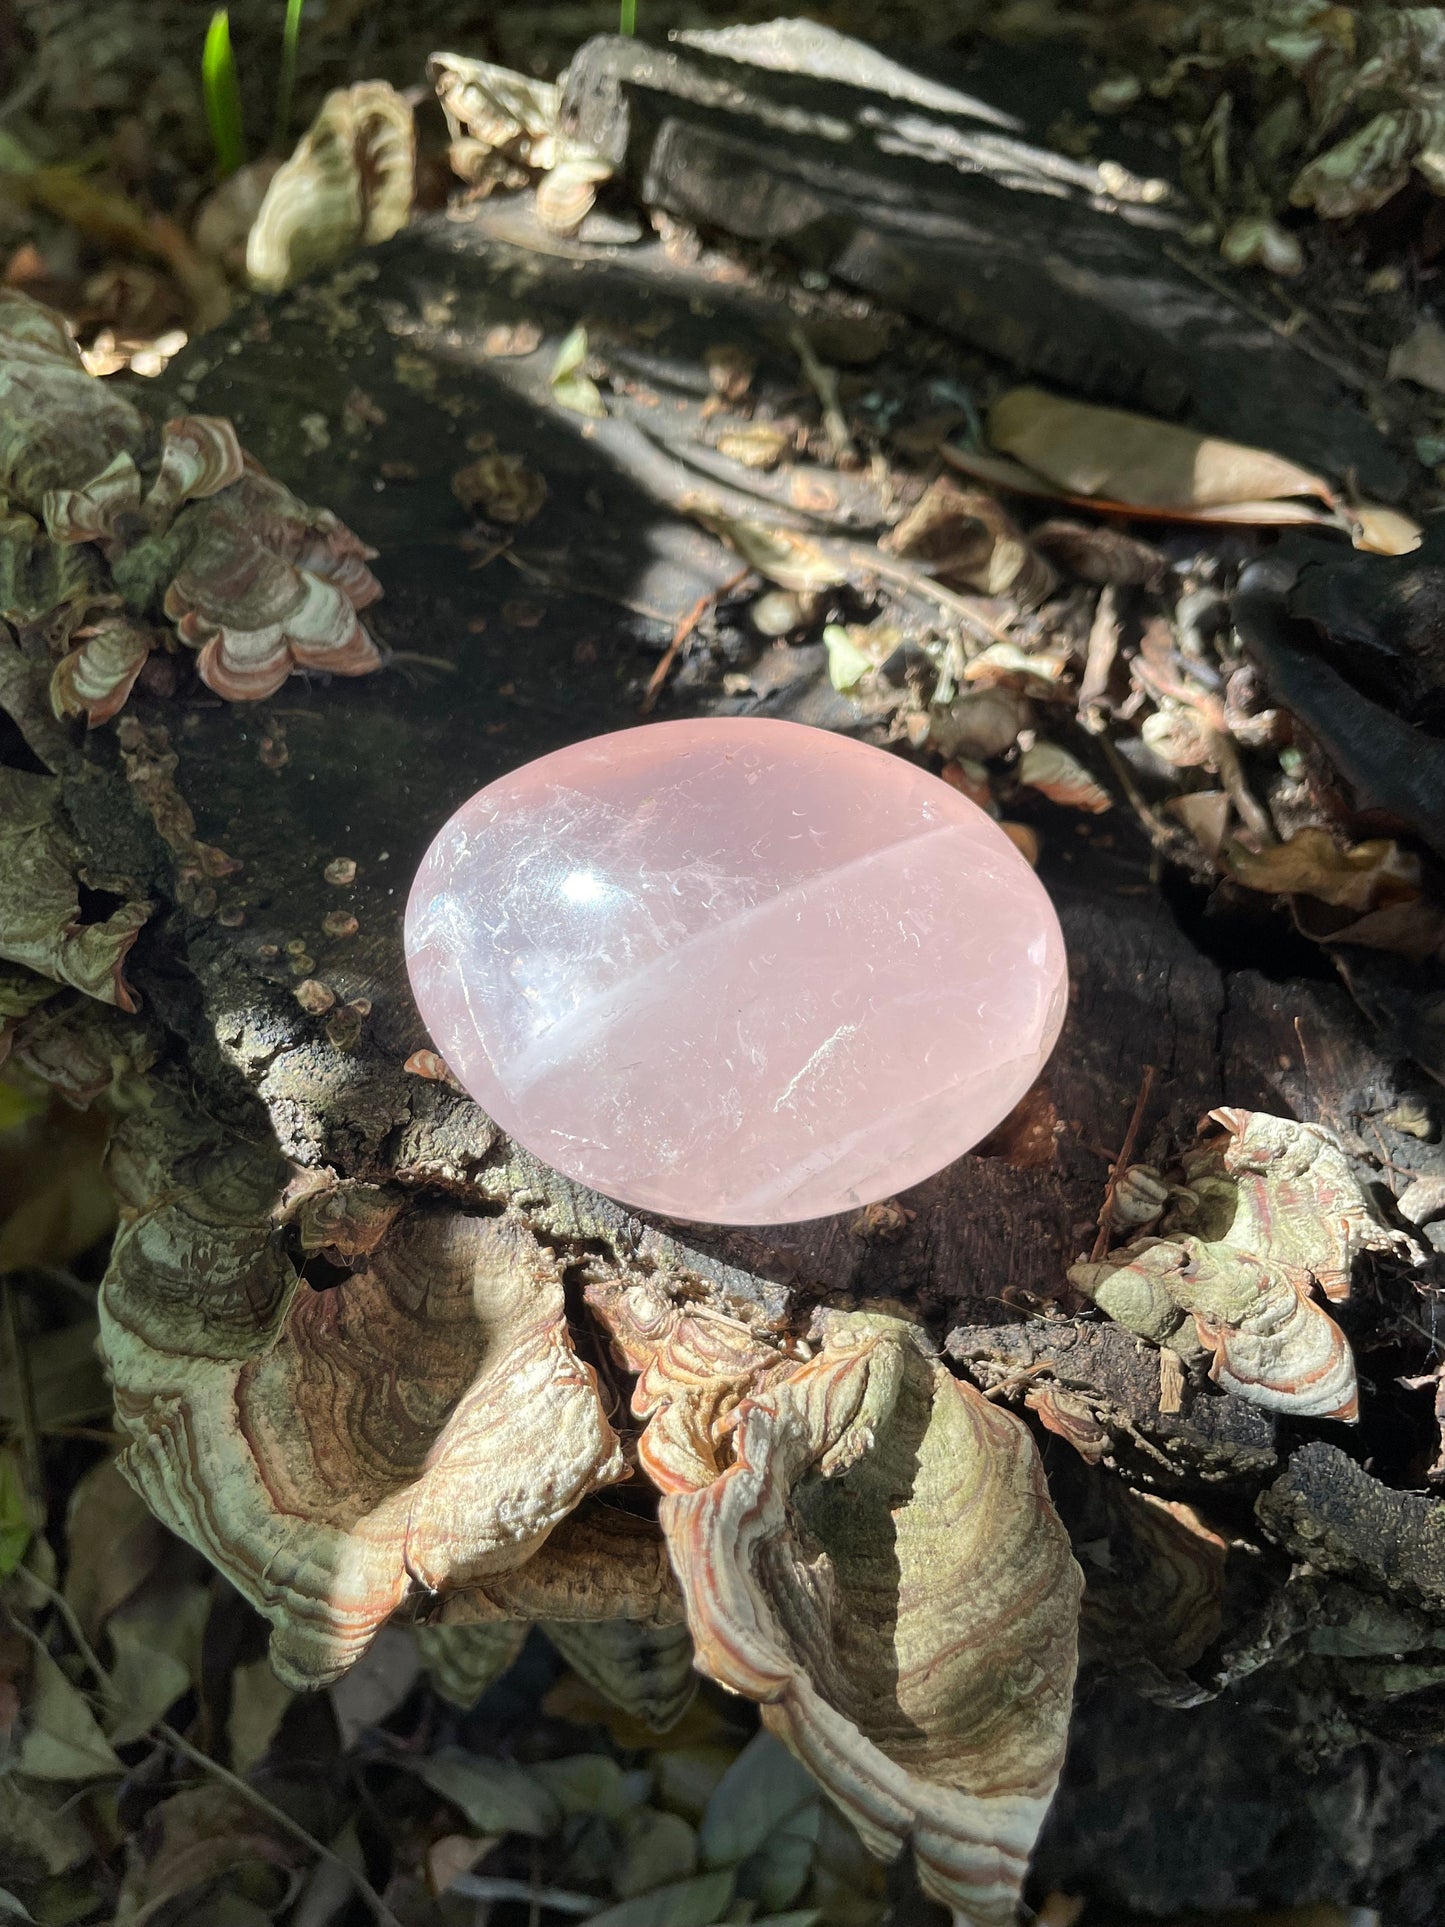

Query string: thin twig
843 544 1016 645
18 1569 405 1927
2 1279 45 1529
789 323 858 465
641 567 750 714
450 1873 600 1916
157 1722 407 1927
1161 242 1384 398
1091 1064 1158 1261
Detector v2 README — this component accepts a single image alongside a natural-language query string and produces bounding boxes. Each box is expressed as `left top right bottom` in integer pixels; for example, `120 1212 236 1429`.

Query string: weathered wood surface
53 198 1445 1918
560 22 1406 495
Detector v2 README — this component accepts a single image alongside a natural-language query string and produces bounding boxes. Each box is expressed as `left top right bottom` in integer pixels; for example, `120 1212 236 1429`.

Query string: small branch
1090 1064 1158 1261
641 567 750 714
450 1873 601 1916
2 1279 46 1530
157 1721 407 1927
789 323 858 466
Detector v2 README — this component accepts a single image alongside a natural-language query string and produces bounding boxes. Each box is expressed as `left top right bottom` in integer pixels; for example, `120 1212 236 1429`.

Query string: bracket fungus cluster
1070 1107 1415 1421
87 1032 1083 1923
99 1073 628 1687
0 290 383 725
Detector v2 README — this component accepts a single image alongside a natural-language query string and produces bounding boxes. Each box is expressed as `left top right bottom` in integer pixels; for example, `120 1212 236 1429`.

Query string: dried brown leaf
1222 829 1421 914
987 387 1332 512
885 478 1057 605
945 400 1421 555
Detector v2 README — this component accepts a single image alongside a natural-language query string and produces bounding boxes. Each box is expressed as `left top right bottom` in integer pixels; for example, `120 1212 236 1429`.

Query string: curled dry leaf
927 689 1032 762
1070 1233 1358 1421
591 1284 1081 1925
50 616 154 727
0 769 149 1009
1222 828 1422 916
944 388 1420 556
964 642 1072 689
246 83 415 293
885 478 1057 606
1016 743 1111 813
686 504 848 593
100 1085 627 1686
1173 1108 1416 1305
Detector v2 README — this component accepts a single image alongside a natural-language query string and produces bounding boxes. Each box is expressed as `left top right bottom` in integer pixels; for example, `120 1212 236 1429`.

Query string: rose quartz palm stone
405 717 1066 1224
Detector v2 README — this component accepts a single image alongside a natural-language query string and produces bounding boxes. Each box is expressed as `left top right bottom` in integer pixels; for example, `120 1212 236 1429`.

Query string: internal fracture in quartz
405 717 1067 1224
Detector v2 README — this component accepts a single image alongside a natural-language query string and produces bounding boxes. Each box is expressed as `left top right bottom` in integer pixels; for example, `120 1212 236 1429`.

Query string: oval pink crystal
404 717 1066 1225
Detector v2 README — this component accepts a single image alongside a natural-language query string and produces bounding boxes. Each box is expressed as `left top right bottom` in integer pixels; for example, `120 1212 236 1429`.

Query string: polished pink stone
404 717 1066 1225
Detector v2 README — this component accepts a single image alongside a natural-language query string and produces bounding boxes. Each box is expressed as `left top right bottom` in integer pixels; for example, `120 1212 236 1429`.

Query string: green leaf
104 1579 211 1744
202 11 246 178
742 1800 819 1913
550 326 608 419
613 1807 697 1900
16 1651 123 1783
619 0 638 33
587 1869 735 1927
0 1449 32 1578
414 1750 559 1837
527 1754 650 1820
698 1731 816 1869
275 0 305 145
822 624 872 694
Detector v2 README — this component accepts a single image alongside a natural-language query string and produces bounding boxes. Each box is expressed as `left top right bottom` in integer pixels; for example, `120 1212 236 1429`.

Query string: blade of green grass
202 9 246 177
619 0 637 35
275 0 305 147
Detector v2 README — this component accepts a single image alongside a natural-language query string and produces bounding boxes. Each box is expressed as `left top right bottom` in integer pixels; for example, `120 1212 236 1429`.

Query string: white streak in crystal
773 1022 861 1113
